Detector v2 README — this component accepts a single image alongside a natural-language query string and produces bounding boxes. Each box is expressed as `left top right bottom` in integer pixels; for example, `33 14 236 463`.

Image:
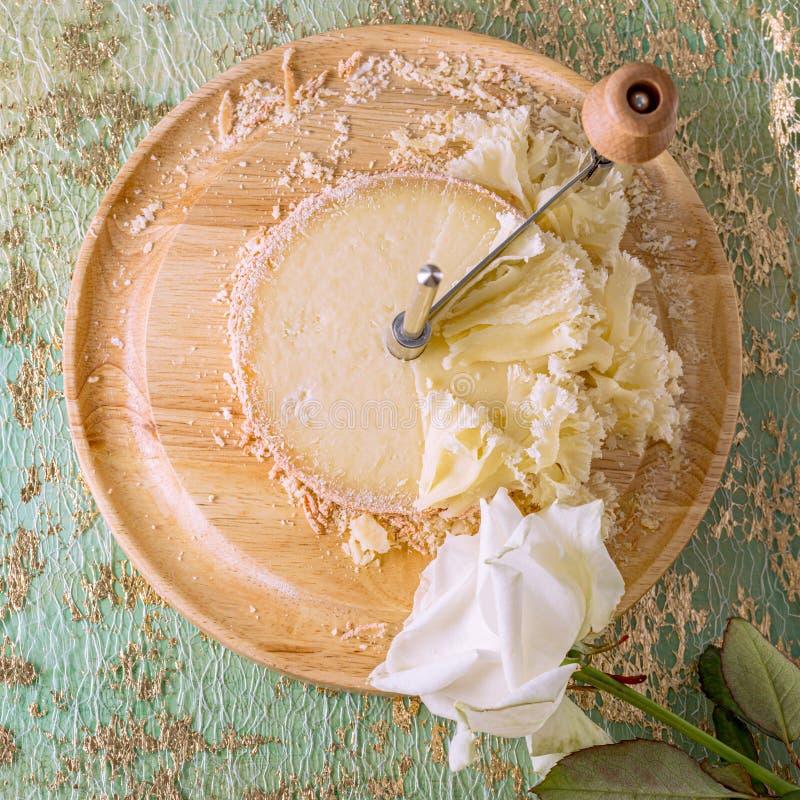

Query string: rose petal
448 717 478 771
454 663 577 738
533 500 625 640
526 697 612 775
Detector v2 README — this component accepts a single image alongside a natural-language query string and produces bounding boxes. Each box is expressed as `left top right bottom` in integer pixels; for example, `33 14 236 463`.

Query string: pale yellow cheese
411 211 607 515
345 513 392 566
411 232 683 513
415 391 521 516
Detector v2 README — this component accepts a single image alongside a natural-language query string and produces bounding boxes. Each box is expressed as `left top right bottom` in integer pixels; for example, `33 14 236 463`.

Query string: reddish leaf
534 740 745 799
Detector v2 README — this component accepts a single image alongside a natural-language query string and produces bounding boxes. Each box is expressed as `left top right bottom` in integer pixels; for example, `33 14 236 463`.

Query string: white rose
369 488 625 772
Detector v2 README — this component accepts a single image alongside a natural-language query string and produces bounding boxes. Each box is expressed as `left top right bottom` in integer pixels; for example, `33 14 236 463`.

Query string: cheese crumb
337 50 362 79
129 200 163 235
217 90 233 139
282 48 297 111
343 514 391 566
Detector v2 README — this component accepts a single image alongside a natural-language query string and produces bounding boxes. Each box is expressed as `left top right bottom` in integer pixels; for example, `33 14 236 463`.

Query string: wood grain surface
63 25 742 691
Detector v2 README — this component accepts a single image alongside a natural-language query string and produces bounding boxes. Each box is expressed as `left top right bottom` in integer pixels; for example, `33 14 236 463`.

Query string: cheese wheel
229 173 514 514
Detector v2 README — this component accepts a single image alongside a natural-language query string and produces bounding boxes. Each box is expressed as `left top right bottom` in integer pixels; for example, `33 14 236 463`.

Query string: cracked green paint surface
0 1 799 798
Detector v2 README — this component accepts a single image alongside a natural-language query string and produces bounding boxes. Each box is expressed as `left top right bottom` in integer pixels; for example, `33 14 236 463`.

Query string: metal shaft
385 264 442 360
403 264 442 338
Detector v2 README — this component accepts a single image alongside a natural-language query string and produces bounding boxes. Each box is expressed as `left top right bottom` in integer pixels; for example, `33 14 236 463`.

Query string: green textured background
1 1 799 798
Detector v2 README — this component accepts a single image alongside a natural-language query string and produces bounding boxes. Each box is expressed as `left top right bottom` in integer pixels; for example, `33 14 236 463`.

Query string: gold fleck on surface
769 77 799 152
365 775 405 798
764 10 800 57
0 259 47 344
42 460 61 483
0 637 36 686
0 225 23 249
368 719 389 753
216 725 279 754
6 339 50 428
62 561 166 622
477 751 525 794
56 23 119 72
743 327 788 377
143 3 174 21
678 140 792 291
106 642 169 701
1 526 43 616
81 715 160 776
81 711 280 796
391 696 419 734
25 89 170 148
117 564 166 608
126 767 184 800
51 0 119 74
70 468 100 535
428 722 448 764
768 75 800 195
20 464 41 503
0 727 16 765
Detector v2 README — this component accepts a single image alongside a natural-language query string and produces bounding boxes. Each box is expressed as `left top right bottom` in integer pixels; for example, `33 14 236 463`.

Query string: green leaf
781 793 800 799
711 707 767 796
721 618 800 745
712 706 758 763
700 762 756 796
699 645 744 717
534 740 747 799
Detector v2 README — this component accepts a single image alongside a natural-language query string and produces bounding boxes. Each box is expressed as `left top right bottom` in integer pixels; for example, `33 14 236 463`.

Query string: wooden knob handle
581 62 678 164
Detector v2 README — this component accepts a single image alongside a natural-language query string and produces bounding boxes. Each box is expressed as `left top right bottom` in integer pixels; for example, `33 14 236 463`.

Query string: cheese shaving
393 106 684 516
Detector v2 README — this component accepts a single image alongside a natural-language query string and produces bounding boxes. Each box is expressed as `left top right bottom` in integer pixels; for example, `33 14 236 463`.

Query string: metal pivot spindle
386 264 443 360
386 61 678 361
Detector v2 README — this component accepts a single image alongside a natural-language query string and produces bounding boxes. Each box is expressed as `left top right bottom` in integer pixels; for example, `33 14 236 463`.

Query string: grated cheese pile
390 106 685 517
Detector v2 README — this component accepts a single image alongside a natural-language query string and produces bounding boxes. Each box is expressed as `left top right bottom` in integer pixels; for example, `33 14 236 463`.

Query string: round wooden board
64 25 741 691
